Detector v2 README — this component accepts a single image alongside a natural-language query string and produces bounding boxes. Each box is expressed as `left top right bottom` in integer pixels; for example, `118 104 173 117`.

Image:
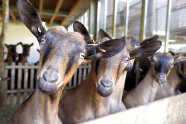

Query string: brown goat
17 42 34 63
123 52 186 109
9 1 125 124
58 30 162 123
4 43 20 64
155 55 186 100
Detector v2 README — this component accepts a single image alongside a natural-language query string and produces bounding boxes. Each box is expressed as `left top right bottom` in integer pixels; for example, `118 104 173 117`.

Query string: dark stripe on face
155 56 170 73
42 32 56 65
95 60 100 75
42 44 52 65
117 60 122 76
65 57 75 75
65 44 81 74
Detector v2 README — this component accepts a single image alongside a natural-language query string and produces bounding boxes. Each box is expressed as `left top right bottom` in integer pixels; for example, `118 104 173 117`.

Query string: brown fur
122 52 175 108
155 57 186 100
58 37 138 124
9 27 88 124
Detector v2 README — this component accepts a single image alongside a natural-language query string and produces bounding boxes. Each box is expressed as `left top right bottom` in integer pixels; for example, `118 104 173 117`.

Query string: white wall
0 22 40 64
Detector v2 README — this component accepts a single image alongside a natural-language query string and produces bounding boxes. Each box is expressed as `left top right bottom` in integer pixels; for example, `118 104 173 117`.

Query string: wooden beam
10 11 17 23
39 0 44 17
49 0 64 25
61 0 87 26
0 6 71 18
82 93 186 124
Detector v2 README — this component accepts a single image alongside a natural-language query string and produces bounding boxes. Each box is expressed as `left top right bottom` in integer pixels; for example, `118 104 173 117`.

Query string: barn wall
82 93 186 124
0 22 40 64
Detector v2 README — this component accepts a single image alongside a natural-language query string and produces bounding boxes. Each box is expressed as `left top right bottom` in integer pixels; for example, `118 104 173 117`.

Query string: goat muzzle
97 79 113 97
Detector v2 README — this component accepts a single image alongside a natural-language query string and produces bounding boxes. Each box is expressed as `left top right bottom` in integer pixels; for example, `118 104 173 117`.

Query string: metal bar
125 0 130 36
137 0 148 86
164 0 172 52
112 0 117 38
103 0 108 30
139 0 148 41
89 0 98 40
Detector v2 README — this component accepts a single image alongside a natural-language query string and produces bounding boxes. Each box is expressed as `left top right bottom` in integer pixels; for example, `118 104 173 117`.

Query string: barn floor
0 105 16 124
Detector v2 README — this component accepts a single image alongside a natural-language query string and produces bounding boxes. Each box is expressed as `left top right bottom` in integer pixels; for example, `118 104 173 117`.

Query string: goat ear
174 55 186 64
140 35 158 46
169 51 175 56
86 39 125 59
99 29 112 40
16 42 22 46
17 0 46 41
29 43 34 47
37 49 40 53
4 44 8 48
130 41 162 59
73 21 93 44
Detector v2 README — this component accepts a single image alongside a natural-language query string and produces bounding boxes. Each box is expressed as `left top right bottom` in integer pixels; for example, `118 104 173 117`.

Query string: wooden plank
10 63 15 105
68 78 72 87
82 93 186 124
4 69 8 105
49 0 64 25
78 67 82 85
83 64 87 80
73 70 77 88
30 68 34 89
61 0 88 26
6 89 34 93
23 63 29 100
16 63 22 105
6 65 38 69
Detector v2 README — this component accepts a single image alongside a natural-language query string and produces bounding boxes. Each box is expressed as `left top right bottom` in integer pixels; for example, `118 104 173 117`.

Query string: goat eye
80 53 85 59
125 57 129 62
40 38 45 43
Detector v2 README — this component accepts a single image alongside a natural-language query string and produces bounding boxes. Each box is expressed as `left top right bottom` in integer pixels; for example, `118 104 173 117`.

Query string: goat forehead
157 56 172 65
41 32 85 65
156 57 170 68
10 46 16 51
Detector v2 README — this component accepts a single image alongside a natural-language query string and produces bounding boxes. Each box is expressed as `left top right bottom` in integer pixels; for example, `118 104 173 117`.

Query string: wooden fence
2 62 91 106
82 93 186 124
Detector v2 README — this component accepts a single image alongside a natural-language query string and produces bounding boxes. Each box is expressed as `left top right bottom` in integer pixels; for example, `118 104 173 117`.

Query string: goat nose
158 73 166 79
43 70 59 83
100 79 113 87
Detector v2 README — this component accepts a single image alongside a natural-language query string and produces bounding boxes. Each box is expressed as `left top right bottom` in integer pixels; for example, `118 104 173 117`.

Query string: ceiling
0 0 89 27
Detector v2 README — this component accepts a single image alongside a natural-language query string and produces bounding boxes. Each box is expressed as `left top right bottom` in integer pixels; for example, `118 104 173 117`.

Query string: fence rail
3 62 91 106
82 93 186 124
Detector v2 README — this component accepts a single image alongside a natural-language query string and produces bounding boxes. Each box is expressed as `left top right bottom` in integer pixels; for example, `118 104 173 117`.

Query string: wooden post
0 0 9 106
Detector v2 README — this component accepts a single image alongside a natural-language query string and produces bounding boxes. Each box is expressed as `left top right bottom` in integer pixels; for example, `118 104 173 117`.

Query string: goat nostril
43 71 59 83
100 80 113 87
